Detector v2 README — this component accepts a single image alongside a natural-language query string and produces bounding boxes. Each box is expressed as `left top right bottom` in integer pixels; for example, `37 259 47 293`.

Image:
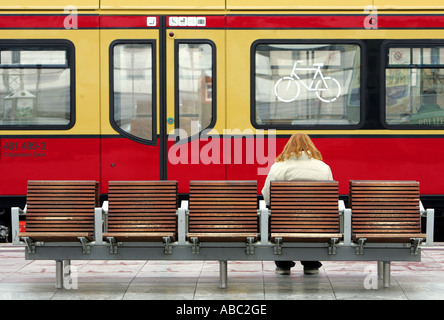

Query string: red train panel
1 136 442 197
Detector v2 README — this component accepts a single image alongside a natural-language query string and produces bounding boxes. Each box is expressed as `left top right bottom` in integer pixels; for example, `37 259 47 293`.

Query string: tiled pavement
1 243 444 301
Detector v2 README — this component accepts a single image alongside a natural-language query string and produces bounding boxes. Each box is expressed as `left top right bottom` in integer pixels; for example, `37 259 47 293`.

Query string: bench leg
219 260 227 289
55 260 63 289
377 261 383 280
383 261 391 288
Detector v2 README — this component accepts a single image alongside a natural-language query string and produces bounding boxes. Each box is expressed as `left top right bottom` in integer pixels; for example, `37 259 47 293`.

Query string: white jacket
261 152 333 206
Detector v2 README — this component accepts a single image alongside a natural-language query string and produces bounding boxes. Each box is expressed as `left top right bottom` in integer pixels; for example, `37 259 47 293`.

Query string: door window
111 41 156 143
176 41 216 138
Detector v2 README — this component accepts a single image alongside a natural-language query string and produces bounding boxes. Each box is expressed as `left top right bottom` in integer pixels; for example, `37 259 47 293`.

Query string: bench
103 181 178 252
349 180 429 287
349 180 427 246
269 180 343 253
11 179 434 290
186 180 259 244
17 180 99 251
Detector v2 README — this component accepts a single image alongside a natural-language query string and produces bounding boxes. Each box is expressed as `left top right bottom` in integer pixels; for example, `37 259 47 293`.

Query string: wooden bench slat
272 220 339 226
271 232 343 242
190 220 258 225
349 180 424 243
108 185 177 190
351 211 420 215
190 190 257 196
19 181 98 242
189 210 257 215
352 199 420 204
272 206 338 211
17 232 93 242
105 181 178 242
353 216 420 220
190 198 256 202
108 204 179 208
190 203 257 207
27 220 94 224
26 211 94 215
187 232 258 242
271 190 337 195
191 185 257 189
109 219 177 224
107 228 176 231
270 180 341 242
108 211 176 215
25 229 94 233
187 181 258 241
189 212 257 216
272 228 340 232
102 232 176 242
353 233 427 243
190 217 257 221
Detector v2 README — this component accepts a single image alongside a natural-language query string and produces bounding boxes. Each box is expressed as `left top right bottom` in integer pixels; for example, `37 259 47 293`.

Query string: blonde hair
276 133 323 162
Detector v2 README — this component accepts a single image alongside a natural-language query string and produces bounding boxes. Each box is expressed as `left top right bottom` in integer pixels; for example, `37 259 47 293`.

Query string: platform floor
1 244 444 301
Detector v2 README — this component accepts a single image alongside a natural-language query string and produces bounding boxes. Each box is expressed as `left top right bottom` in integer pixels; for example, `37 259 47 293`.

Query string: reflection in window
0 46 71 126
254 43 361 127
113 43 154 141
386 46 444 126
177 42 214 137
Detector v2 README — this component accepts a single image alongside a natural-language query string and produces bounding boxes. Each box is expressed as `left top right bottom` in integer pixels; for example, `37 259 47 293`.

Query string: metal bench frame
11 181 435 290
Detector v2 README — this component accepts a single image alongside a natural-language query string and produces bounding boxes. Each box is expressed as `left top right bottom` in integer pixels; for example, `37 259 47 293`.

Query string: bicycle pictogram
274 60 341 103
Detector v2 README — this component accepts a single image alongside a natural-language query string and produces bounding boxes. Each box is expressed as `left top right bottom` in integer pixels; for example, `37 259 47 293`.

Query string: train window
252 41 362 129
384 43 444 128
176 41 216 138
111 41 156 144
0 42 74 129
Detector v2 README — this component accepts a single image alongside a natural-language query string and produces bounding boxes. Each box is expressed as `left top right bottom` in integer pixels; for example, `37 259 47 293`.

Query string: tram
0 0 444 241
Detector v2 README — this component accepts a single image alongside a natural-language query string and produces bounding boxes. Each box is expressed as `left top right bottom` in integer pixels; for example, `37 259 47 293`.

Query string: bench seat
270 233 343 243
17 180 99 242
350 180 427 243
186 232 258 242
17 232 93 242
187 181 259 242
102 232 177 242
352 233 427 243
104 181 178 242
270 180 342 243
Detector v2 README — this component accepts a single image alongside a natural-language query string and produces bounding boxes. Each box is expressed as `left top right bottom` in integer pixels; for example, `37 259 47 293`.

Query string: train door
164 16 226 194
100 16 161 194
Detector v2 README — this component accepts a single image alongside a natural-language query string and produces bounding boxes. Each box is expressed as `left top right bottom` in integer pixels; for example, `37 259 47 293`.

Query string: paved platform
1 243 444 301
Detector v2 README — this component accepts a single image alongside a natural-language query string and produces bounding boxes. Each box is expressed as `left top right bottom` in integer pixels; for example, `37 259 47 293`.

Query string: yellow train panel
374 0 444 10
0 0 99 10
100 0 225 10
226 0 371 10
0 29 100 136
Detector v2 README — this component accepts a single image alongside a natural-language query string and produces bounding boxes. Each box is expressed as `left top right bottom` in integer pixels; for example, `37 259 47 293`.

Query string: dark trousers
275 261 322 269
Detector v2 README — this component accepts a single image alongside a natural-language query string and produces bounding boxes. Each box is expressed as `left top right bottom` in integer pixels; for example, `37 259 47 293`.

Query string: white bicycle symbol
274 60 341 103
